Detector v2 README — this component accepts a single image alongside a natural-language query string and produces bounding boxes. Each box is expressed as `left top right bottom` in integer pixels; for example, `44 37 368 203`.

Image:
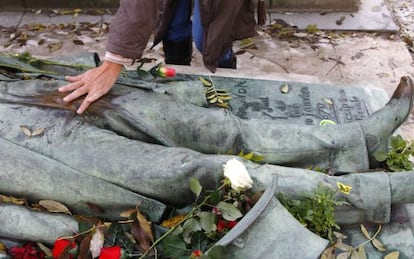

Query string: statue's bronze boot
359 76 414 167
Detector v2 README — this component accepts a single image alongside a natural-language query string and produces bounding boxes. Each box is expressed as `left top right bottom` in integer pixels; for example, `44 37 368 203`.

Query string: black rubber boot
163 39 192 65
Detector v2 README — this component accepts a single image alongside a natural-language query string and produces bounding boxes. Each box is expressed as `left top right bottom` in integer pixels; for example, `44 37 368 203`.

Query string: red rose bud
227 220 238 229
52 239 77 259
191 249 202 258
157 66 176 77
216 219 227 232
10 243 45 259
99 246 126 259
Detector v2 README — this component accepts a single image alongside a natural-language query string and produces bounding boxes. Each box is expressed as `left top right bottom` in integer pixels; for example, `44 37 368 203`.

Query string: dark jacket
107 0 257 72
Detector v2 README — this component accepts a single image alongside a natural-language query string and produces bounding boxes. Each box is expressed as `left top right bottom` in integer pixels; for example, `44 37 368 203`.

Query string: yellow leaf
337 182 352 195
0 242 6 252
280 84 289 93
0 194 26 205
242 152 254 160
207 93 217 99
161 214 186 228
209 97 218 104
39 200 72 215
322 97 333 106
384 251 400 259
205 87 215 94
356 246 367 259
199 76 212 87
218 95 232 101
372 238 386 252
337 252 350 259
119 208 136 218
217 103 230 109
360 224 372 240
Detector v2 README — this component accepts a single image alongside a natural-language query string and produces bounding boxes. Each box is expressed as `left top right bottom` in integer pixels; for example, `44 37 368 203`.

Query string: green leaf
199 212 217 233
191 231 209 251
374 150 388 162
182 218 202 244
216 202 242 221
390 135 406 151
190 178 202 197
161 234 188 258
208 189 223 205
204 245 227 259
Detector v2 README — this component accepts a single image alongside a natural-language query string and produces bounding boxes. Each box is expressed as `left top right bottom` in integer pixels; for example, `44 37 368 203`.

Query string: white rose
223 158 253 191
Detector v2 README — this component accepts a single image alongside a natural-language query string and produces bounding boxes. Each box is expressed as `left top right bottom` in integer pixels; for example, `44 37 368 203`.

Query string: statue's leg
0 136 166 222
104 76 413 172
1 102 414 224
0 77 412 173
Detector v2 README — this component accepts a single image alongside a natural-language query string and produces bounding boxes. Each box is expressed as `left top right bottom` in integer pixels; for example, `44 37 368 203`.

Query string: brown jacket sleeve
106 0 160 59
199 0 257 72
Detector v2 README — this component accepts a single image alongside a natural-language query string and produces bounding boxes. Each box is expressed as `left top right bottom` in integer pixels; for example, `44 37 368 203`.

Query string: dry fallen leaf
120 208 136 218
20 125 32 137
20 125 45 137
360 224 372 239
320 245 335 259
384 251 400 259
36 243 53 257
31 127 45 137
0 194 26 205
372 238 387 252
131 208 154 252
89 226 105 258
39 200 72 215
48 42 63 53
280 84 289 94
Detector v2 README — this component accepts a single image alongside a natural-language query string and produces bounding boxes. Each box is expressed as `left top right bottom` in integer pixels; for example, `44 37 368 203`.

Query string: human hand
58 60 123 114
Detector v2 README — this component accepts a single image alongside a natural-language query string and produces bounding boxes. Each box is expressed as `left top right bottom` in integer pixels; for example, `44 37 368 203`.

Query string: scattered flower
52 239 77 259
336 182 352 195
156 66 176 78
99 246 125 259
223 158 253 191
9 243 45 259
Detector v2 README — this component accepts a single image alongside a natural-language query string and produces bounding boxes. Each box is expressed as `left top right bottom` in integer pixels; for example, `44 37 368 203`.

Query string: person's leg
192 0 237 69
163 0 193 65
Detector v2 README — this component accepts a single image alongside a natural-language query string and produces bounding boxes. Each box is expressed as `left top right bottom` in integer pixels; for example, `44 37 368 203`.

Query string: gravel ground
386 0 414 53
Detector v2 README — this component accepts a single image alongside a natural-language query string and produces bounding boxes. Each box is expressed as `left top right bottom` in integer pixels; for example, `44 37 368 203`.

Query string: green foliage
277 183 346 242
160 178 260 258
237 150 264 163
374 135 414 172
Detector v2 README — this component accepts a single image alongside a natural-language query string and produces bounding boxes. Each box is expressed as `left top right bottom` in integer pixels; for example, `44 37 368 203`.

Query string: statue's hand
58 60 123 114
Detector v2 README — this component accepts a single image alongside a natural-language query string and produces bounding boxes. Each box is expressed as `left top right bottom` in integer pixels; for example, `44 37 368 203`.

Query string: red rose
157 67 176 77
216 219 227 232
99 246 125 259
9 243 45 259
227 220 238 229
52 239 77 259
